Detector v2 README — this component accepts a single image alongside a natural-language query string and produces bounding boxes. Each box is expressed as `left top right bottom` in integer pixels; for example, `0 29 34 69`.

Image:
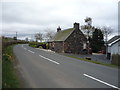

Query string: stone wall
48 41 64 53
64 29 87 54
54 41 64 53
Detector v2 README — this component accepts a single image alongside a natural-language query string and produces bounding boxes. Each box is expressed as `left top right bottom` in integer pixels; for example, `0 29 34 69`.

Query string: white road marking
24 48 27 50
39 55 60 65
22 45 27 50
28 50 35 54
35 48 55 53
83 74 120 89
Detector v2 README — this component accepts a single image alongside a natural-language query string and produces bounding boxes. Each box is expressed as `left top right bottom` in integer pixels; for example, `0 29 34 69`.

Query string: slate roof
107 35 120 44
50 28 75 42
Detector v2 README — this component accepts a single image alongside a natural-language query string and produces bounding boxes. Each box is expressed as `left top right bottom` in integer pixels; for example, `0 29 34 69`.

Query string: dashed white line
23 48 27 50
22 45 59 64
39 55 60 65
22 45 27 50
83 74 119 89
28 50 35 54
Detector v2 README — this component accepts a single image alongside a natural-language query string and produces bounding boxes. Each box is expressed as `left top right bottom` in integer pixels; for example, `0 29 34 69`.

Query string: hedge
29 42 48 49
2 40 28 49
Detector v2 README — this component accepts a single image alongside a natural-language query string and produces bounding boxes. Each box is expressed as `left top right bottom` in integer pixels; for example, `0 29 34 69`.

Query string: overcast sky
1 0 119 40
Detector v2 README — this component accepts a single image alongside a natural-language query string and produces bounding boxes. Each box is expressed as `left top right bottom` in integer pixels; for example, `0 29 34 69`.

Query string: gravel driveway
60 53 111 64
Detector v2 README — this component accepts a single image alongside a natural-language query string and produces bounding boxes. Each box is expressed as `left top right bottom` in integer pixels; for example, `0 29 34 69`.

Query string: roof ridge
108 35 120 44
60 28 74 32
108 38 120 46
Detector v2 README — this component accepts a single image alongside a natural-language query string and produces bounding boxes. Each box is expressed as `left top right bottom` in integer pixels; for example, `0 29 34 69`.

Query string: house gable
65 26 87 42
64 28 87 54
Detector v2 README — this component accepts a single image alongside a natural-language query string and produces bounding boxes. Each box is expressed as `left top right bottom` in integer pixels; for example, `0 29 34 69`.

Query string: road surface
13 44 119 89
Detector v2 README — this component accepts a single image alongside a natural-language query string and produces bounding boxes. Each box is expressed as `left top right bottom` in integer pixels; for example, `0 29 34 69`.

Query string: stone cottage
48 22 88 54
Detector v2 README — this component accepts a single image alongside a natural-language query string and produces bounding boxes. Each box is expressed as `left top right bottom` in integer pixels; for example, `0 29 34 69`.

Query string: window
83 43 86 49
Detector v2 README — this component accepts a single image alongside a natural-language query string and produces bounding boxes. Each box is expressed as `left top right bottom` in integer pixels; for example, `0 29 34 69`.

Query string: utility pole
16 32 17 40
105 29 108 56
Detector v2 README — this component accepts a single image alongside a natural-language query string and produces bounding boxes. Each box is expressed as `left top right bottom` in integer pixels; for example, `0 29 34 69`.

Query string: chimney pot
57 26 61 32
74 22 79 29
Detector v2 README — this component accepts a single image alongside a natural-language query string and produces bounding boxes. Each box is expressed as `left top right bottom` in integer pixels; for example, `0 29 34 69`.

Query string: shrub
29 42 48 49
39 46 43 49
29 44 36 48
111 54 120 66
46 43 49 49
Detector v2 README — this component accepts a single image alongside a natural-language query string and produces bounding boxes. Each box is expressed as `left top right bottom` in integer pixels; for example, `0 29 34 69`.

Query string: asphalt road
13 44 119 89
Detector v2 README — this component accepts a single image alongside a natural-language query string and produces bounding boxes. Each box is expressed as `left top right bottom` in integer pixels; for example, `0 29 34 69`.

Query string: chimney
74 22 79 29
57 26 61 32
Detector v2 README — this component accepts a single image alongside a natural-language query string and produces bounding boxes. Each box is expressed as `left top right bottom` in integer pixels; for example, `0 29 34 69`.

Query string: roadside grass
2 45 20 88
65 55 120 69
0 60 2 89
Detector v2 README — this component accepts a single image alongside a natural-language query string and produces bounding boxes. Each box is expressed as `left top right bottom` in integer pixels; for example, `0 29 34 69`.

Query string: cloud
1 0 119 40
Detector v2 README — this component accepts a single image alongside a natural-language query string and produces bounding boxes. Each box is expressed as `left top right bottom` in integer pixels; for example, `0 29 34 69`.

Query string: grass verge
2 45 20 88
65 55 120 69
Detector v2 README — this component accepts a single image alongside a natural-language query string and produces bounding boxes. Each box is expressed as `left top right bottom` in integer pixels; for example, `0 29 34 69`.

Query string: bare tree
34 32 43 42
101 26 112 55
44 28 55 42
81 17 93 54
101 26 112 42
45 31 55 41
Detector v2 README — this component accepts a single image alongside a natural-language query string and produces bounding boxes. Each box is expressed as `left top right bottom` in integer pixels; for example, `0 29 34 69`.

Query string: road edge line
83 74 119 89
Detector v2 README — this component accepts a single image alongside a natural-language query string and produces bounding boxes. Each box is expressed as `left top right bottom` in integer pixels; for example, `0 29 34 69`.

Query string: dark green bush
111 54 120 66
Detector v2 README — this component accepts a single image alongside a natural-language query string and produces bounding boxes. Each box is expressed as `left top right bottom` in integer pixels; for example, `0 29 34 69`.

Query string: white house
107 35 120 60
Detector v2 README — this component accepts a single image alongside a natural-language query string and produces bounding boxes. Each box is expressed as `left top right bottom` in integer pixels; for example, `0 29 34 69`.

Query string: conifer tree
90 28 104 53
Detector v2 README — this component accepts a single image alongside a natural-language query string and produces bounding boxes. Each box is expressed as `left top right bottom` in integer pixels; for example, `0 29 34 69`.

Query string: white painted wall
108 46 111 53
83 43 87 49
108 40 120 55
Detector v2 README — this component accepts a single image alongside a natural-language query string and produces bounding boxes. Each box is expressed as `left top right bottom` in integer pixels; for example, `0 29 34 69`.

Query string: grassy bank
2 45 20 88
65 55 120 69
